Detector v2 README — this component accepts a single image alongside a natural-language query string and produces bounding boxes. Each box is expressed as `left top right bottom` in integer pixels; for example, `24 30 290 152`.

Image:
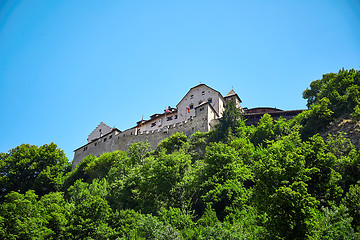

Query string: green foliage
211 100 243 142
343 183 360 229
67 179 115 239
0 143 70 202
303 68 360 117
252 132 319 239
220 100 243 131
291 97 334 139
0 190 52 239
303 135 343 206
128 141 151 165
352 105 360 121
157 132 188 154
313 205 360 239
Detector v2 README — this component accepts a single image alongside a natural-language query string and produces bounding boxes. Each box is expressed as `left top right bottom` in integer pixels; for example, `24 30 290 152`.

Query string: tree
303 68 360 117
0 143 70 202
252 132 318 239
343 183 360 230
0 190 52 239
199 142 251 220
156 132 188 154
211 101 243 142
67 179 115 239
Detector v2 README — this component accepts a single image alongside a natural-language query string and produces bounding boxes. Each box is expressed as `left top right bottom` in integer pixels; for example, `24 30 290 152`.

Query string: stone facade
72 101 219 169
72 83 304 169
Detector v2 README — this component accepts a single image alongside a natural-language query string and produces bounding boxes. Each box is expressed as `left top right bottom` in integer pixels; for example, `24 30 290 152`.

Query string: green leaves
303 68 360 118
0 143 70 202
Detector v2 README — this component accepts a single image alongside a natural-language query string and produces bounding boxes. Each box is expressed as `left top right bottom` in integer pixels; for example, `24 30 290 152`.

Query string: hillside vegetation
1 68 360 239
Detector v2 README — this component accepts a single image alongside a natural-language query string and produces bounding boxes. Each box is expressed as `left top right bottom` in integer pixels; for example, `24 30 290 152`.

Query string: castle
72 84 302 169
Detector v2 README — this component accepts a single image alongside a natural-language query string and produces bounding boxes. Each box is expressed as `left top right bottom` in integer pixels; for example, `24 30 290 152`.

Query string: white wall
87 122 112 142
177 85 223 122
139 112 178 133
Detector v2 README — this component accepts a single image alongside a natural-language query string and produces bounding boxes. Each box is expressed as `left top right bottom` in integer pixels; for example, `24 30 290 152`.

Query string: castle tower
224 89 242 109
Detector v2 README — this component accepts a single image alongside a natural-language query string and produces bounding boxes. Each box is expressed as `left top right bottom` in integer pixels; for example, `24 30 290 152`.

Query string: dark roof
246 107 283 113
244 109 304 117
176 84 225 107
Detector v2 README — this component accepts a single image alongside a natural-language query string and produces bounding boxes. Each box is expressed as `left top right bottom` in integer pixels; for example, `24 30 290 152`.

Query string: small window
202 91 205 95
190 104 194 110
94 143 97 146
99 129 102 132
104 138 107 142
208 98 212 103
175 115 178 119
190 95 194 99
167 116 173 121
109 135 112 139
151 122 156 127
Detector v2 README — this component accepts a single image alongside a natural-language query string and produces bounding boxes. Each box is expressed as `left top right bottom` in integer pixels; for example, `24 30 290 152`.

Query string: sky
0 0 359 160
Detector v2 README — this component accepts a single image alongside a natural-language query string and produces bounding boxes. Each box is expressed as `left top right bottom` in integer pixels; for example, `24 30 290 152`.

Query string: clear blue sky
1 0 359 160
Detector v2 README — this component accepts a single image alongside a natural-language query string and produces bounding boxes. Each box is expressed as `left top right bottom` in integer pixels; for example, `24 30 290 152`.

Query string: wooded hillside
1 68 360 239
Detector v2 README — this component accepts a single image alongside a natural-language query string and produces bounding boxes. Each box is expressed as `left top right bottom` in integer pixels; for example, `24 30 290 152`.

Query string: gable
176 84 224 107
87 122 112 142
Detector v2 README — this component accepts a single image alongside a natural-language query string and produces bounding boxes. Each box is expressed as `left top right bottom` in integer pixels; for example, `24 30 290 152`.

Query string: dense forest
1 68 360 239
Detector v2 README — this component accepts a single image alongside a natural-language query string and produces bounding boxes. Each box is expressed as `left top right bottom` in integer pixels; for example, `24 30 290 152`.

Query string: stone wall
72 105 212 169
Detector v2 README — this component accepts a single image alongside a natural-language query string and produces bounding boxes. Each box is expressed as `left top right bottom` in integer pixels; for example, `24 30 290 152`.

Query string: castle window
104 138 107 142
167 116 173 121
202 91 205 95
95 143 97 146
175 115 178 119
109 135 112 139
99 129 102 132
190 104 194 109
190 95 194 99
208 98 212 103
151 122 156 127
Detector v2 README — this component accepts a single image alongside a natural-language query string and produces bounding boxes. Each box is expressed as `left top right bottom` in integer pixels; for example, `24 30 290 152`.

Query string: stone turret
224 89 242 109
